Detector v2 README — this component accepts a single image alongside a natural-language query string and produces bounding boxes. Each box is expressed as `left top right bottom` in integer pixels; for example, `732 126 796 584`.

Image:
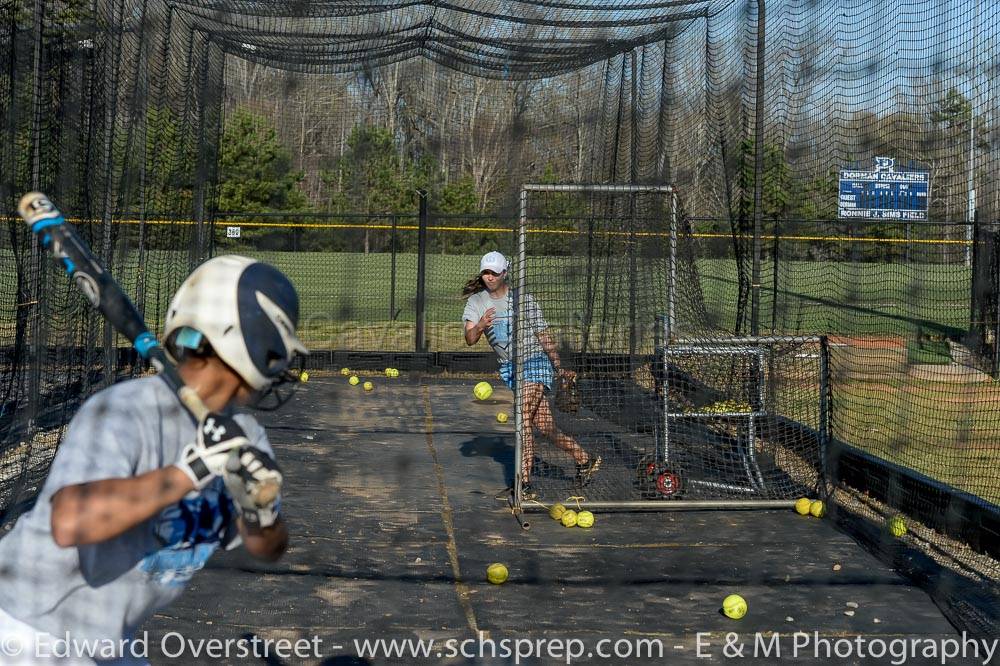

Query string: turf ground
143 376 975 665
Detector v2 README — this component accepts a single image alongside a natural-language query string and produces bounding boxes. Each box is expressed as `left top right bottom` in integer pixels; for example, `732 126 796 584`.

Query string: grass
3 248 996 503
833 376 1000 504
696 258 971 337
2 250 974 337
906 337 952 365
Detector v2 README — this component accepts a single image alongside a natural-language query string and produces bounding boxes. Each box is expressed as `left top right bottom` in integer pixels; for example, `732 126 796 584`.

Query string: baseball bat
17 192 279 505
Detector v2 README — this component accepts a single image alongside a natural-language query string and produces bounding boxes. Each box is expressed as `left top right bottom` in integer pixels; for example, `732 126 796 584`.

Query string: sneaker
575 455 602 487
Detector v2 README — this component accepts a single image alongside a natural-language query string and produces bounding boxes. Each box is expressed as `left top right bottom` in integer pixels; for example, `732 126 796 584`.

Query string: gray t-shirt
0 375 272 646
463 288 548 363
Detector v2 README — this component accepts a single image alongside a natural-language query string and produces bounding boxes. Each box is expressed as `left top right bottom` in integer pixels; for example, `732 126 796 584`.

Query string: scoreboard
838 157 930 221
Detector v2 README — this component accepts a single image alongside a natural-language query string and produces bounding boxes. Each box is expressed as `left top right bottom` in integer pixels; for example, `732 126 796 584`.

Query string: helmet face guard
247 354 307 411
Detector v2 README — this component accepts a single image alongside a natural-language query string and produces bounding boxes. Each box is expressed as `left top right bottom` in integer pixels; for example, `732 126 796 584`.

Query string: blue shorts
499 354 555 391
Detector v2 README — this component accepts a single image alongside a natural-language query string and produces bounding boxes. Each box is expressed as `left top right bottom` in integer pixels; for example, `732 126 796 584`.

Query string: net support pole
662 192 678 468
192 46 208 268
513 188 529 515
628 209 638 364
750 0 766 336
992 228 1000 379
26 0 45 440
415 190 428 352
668 192 677 339
390 214 398 321
819 335 831 486
966 0 980 267
969 210 980 343
101 1 124 385
519 500 797 512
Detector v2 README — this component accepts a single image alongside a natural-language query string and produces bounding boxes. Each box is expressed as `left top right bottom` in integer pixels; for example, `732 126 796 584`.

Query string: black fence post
390 214 398 321
415 190 428 352
819 335 831 486
993 225 1000 379
969 214 980 341
770 218 780 334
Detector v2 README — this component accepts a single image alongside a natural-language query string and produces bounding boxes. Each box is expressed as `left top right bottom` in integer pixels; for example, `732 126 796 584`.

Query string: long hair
461 273 487 299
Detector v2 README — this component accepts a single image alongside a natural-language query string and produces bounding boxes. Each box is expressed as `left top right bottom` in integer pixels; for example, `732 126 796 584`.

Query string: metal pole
663 193 677 469
513 189 529 512
101 0 125 384
819 335 831 485
668 335 822 346
750 0 766 336
192 42 209 267
966 0 980 267
26 0 45 438
30 0 42 191
518 500 798 512
668 192 677 340
993 228 1000 378
389 214 397 320
970 211 981 338
415 190 428 352
661 316 671 469
628 200 638 362
770 218 780 333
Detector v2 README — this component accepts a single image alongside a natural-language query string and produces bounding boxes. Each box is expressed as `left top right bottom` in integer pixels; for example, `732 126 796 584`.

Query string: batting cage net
0 0 997 640
510 186 826 508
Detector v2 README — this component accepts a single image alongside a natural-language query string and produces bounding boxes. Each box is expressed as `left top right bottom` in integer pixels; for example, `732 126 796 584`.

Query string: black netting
512 188 824 505
1 0 997 639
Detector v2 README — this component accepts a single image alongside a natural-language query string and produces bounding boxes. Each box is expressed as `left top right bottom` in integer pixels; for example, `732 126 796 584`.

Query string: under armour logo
202 417 227 443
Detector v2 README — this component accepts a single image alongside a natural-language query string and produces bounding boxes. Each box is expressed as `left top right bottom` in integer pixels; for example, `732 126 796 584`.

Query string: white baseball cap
479 251 508 274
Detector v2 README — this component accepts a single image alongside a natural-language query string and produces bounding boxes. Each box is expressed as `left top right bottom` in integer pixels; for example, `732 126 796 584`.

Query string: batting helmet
164 255 308 392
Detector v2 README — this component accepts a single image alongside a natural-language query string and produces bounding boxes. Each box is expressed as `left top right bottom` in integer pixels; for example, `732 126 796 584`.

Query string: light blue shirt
463 288 548 363
0 375 271 645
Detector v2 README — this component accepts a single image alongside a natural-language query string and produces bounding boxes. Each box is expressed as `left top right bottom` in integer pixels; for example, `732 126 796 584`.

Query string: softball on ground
300 371 310 382
722 594 747 619
560 510 578 528
809 500 826 518
496 412 509 424
576 510 595 528
363 381 374 392
385 368 394 377
888 515 907 537
549 503 566 520
487 562 508 584
794 498 812 516
348 375 360 386
340 367 351 376
390 368 400 378
473 382 493 400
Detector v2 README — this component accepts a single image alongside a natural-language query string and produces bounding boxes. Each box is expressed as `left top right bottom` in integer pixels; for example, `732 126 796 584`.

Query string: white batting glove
176 413 251 490
224 446 283 528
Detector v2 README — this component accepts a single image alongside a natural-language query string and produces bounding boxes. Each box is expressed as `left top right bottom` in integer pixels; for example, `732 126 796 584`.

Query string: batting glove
224 446 283 529
176 413 251 490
